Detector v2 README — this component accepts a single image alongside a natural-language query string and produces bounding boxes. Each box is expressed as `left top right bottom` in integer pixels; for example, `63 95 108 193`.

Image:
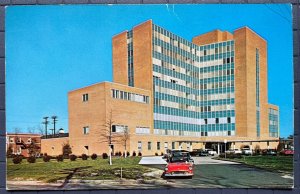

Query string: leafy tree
62 142 72 158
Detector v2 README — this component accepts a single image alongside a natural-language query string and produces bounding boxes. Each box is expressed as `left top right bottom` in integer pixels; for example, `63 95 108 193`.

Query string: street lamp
224 139 227 159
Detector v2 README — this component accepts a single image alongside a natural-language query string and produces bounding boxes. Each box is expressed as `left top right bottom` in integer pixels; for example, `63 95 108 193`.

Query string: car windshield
170 152 190 163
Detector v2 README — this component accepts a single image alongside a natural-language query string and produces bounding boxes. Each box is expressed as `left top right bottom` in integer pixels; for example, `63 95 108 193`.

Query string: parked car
199 150 209 157
165 149 194 163
164 151 194 178
242 148 252 155
280 149 294 156
206 149 217 156
189 149 209 157
189 149 202 156
225 149 242 154
267 149 277 156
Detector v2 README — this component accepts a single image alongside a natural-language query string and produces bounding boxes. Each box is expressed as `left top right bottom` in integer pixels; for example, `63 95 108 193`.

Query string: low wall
41 137 69 156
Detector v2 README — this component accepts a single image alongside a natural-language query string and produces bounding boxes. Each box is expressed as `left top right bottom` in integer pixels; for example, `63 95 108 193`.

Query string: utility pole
42 117 49 139
51 116 58 136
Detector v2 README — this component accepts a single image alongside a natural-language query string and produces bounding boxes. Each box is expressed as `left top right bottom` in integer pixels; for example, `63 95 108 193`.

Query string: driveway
193 156 238 165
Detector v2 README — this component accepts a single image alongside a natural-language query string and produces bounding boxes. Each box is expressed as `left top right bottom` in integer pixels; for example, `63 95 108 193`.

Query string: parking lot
162 156 293 188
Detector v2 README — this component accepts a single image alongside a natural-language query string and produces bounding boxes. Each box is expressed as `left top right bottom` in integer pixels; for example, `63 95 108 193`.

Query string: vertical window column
127 31 134 87
256 48 260 137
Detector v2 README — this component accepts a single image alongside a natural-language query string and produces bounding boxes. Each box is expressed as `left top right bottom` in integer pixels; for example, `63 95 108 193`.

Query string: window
82 93 89 102
9 138 14 143
170 79 177 84
227 58 230 63
83 126 89 134
204 50 207 56
27 138 32 143
120 91 124 99
157 142 161 150
228 131 231 136
138 141 142 151
148 142 152 150
111 89 115 98
215 48 218 54
16 138 21 143
227 117 231 123
172 142 175 149
112 125 116 132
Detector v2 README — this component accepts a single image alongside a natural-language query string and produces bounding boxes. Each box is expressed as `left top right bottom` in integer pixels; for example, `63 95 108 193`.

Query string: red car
164 151 194 178
280 149 294 156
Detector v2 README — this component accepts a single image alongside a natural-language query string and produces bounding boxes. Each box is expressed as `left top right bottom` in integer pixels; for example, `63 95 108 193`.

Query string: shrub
126 151 130 157
6 146 13 158
81 154 88 160
69 154 77 161
91 153 97 160
161 152 164 156
57 155 64 162
132 151 136 157
62 142 72 158
12 155 22 164
138 152 142 157
43 155 51 162
27 156 36 163
155 152 158 156
102 153 108 159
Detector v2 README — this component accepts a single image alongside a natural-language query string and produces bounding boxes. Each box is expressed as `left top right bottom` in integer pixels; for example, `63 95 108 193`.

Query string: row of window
138 141 188 151
8 137 32 144
155 86 234 102
154 104 235 118
83 125 151 135
155 99 234 112
152 24 234 56
153 128 235 137
154 120 236 132
153 64 234 85
111 89 149 104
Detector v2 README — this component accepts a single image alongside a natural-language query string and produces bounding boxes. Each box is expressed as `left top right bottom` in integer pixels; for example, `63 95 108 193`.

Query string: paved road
144 156 293 188
7 156 293 190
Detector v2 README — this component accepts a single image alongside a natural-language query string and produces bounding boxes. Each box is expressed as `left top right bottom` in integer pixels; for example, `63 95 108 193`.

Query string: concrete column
217 143 220 155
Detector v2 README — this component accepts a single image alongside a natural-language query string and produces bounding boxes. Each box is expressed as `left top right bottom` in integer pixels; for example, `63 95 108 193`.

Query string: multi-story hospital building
42 20 279 156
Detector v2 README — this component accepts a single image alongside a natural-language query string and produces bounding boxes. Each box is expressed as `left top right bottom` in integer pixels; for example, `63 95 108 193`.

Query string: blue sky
6 4 293 137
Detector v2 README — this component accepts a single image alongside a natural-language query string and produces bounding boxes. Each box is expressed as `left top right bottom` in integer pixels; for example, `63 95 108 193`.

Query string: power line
264 4 291 24
42 117 49 139
51 116 58 136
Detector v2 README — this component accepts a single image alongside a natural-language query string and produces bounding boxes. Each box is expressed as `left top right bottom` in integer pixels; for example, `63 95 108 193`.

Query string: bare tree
14 127 21 134
27 139 40 157
121 126 130 158
27 126 36 134
98 110 117 165
37 124 45 136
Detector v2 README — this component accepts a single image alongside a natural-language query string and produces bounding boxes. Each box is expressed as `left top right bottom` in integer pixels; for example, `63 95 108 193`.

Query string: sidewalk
139 156 167 165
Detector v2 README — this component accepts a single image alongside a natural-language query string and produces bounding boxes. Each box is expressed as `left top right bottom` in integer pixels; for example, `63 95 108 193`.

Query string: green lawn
7 157 153 183
217 155 293 174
